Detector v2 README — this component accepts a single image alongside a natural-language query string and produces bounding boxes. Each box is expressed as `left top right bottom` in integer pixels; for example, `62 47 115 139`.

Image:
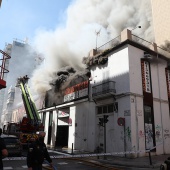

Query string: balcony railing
96 36 121 53
92 80 116 99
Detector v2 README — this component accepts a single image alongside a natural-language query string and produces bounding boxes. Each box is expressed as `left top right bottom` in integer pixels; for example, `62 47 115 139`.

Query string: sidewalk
92 154 170 169
48 146 170 169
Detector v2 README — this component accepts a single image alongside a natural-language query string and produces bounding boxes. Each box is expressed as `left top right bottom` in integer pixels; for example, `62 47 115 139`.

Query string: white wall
51 110 57 146
68 106 75 149
69 102 96 152
128 45 145 156
44 111 49 144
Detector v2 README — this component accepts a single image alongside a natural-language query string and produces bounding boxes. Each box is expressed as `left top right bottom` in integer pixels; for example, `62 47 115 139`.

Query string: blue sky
0 0 72 50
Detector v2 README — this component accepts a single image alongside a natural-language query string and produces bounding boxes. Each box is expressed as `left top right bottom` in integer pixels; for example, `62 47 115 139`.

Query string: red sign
64 81 88 102
117 117 125 126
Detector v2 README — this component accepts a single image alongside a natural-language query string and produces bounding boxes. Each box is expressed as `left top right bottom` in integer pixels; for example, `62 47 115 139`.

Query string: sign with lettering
64 80 88 102
141 60 151 93
165 69 170 98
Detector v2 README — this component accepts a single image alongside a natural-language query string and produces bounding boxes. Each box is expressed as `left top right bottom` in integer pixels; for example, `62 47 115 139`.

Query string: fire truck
3 75 44 146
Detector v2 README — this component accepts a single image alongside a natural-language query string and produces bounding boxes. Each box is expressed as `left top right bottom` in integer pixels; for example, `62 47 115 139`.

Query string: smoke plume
31 0 154 96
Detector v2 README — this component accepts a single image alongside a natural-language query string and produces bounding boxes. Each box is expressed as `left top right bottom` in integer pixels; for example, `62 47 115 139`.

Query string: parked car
1 134 22 156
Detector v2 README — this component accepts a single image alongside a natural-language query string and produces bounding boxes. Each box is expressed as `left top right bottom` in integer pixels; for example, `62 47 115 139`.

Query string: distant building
1 39 37 126
0 0 2 7
0 44 12 125
151 0 170 47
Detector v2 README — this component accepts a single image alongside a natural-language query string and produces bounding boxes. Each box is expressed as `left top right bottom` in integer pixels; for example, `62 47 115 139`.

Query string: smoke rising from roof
31 0 154 96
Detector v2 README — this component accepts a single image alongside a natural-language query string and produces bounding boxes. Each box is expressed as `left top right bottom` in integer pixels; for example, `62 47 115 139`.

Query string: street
2 149 116 170
2 149 161 170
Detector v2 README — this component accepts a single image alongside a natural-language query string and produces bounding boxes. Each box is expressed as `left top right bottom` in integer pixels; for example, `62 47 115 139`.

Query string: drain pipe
156 54 165 154
134 94 139 157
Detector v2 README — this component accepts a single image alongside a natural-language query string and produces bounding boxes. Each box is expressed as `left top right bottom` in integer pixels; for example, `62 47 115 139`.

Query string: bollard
148 151 152 165
71 143 73 155
97 146 99 159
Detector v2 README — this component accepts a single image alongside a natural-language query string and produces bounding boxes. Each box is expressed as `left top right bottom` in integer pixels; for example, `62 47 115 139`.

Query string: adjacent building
151 0 170 47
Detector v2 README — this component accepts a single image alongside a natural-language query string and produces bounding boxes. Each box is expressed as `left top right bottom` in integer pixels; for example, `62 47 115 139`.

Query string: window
97 102 118 114
98 107 102 114
108 104 114 113
103 106 107 113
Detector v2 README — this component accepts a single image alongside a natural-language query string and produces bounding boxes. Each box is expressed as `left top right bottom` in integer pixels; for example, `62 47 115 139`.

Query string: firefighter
27 131 52 170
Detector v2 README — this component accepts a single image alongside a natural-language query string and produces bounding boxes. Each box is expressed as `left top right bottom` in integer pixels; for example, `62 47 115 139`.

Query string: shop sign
64 80 88 102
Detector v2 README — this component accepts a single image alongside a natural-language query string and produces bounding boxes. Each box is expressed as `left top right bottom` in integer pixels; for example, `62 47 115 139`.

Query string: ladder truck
3 75 44 146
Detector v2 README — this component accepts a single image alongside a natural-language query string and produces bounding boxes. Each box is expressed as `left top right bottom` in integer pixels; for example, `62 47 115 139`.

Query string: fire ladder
16 76 41 127
0 50 11 89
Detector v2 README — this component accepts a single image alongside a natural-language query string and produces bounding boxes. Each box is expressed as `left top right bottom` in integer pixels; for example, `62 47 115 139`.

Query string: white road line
57 162 68 165
4 167 13 170
48 150 70 155
22 165 28 168
42 163 49 167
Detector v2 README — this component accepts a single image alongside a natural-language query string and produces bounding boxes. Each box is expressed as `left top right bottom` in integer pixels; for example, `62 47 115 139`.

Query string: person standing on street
0 128 8 170
27 131 53 170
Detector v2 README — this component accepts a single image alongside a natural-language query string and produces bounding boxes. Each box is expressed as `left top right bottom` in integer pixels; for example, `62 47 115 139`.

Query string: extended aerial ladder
16 75 44 132
3 75 44 141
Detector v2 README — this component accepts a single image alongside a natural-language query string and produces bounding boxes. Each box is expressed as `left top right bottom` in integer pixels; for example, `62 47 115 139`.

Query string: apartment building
39 29 170 157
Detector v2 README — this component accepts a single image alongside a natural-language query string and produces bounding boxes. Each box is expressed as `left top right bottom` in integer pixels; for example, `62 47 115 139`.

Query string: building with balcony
39 29 170 158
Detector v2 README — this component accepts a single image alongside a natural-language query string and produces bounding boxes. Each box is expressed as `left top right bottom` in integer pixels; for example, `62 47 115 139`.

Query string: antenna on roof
95 29 101 50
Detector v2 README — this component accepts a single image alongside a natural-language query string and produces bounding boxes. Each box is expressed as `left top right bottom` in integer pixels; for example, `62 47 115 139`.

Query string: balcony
92 80 116 99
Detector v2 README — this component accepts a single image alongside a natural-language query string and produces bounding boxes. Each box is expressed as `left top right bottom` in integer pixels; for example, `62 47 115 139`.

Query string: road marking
57 162 68 165
48 150 70 155
42 163 49 167
4 167 13 170
22 165 28 168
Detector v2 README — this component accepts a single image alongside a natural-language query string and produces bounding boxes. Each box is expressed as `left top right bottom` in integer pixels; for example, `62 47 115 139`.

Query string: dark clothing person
0 137 8 170
27 132 52 170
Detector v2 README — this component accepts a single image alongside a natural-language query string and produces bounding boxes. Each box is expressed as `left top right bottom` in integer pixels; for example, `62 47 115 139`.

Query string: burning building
45 66 90 107
39 29 170 157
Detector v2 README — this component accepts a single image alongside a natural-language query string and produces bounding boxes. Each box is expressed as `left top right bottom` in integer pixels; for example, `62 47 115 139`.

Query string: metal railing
157 46 170 58
132 34 154 49
92 80 116 98
96 36 121 53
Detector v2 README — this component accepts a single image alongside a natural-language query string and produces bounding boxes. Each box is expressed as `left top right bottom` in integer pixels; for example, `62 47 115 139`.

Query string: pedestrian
0 128 8 170
27 131 53 170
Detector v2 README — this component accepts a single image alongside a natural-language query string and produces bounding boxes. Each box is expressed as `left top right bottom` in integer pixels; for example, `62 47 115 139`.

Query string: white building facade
39 29 170 158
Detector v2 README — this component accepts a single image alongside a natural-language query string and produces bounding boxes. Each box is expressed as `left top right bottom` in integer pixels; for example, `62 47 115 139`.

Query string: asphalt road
2 149 160 170
2 149 118 170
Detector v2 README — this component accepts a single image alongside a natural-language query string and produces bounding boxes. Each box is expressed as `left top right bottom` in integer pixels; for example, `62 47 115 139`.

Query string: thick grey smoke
31 0 153 96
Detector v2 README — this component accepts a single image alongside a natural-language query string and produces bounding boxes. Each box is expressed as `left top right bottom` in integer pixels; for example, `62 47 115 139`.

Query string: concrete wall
68 102 96 152
150 58 170 154
128 44 170 155
51 110 57 146
44 111 49 144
